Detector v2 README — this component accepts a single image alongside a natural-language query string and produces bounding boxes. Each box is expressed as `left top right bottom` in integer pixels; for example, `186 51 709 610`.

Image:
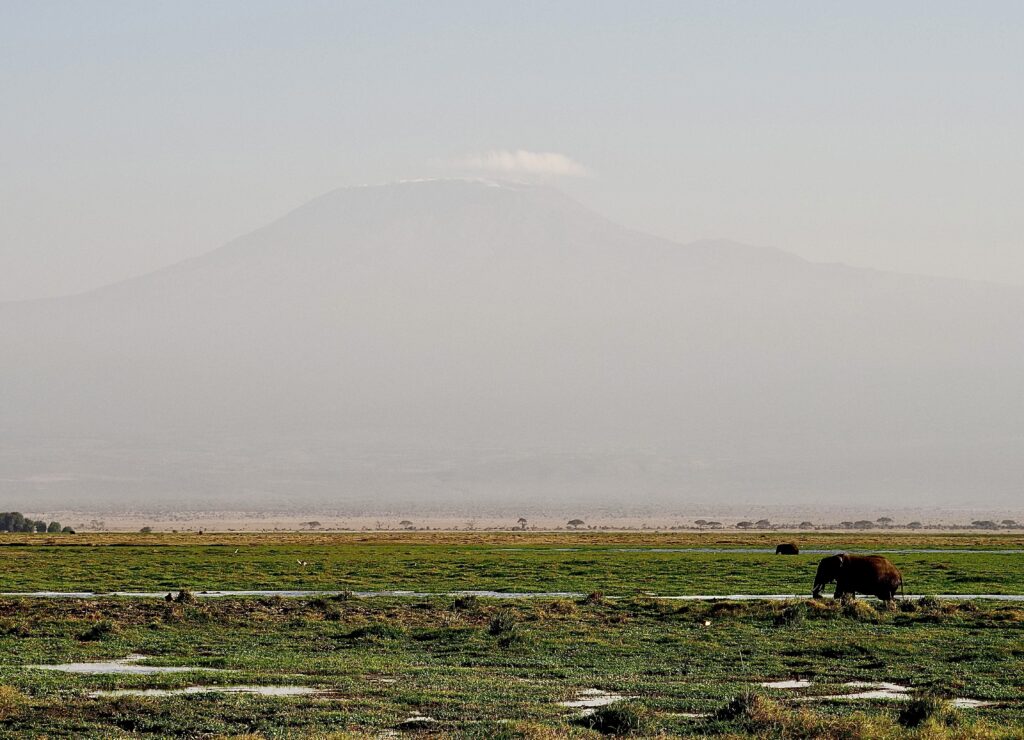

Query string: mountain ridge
4 179 1021 308
2 178 1022 511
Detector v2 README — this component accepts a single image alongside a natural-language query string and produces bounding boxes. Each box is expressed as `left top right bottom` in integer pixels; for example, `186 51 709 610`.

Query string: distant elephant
775 543 799 555
812 553 902 601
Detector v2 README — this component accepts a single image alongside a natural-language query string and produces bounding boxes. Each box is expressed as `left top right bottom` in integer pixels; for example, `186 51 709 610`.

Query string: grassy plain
0 532 1021 737
0 531 1022 595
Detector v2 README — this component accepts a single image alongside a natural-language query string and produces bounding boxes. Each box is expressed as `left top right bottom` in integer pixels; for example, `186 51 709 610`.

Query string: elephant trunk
812 557 839 598
812 565 830 598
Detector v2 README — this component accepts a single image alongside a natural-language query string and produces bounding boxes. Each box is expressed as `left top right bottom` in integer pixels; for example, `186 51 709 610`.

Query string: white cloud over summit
456 149 590 177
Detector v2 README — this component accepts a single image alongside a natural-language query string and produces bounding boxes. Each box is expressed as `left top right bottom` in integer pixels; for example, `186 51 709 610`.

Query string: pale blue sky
2 1 1023 299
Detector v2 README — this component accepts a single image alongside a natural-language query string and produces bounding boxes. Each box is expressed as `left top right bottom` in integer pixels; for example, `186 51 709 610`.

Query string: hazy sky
2 1 1023 300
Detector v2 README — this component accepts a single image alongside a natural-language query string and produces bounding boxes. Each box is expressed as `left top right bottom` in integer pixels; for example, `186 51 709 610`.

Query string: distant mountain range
2 179 1022 514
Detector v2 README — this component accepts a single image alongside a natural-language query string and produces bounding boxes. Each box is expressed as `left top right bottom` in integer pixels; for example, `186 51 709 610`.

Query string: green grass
0 533 1021 737
0 595 1021 737
0 539 1021 595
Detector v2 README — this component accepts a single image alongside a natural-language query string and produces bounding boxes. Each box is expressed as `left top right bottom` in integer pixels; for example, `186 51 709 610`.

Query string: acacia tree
567 519 585 529
0 513 33 532
517 517 528 530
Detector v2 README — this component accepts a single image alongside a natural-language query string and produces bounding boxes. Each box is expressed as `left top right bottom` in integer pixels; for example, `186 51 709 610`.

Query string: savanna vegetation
0 531 1021 595
0 512 68 534
0 532 1020 737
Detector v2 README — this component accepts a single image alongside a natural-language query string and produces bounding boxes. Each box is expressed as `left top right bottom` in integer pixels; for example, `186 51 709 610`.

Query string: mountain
2 178 1023 514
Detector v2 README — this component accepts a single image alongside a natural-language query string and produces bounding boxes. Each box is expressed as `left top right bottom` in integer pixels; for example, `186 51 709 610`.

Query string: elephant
775 543 799 555
812 553 902 601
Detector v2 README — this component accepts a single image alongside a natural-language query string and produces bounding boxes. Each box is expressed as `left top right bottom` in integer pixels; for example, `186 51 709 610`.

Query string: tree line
0 512 74 533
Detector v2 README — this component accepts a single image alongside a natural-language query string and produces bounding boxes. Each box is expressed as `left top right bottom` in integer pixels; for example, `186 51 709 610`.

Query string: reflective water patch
558 688 636 710
760 680 812 689
30 655 224 675
763 679 991 708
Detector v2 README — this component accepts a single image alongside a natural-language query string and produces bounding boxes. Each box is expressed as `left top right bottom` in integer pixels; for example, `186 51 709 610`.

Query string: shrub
488 609 517 636
174 589 197 604
715 691 785 725
0 618 30 637
578 702 646 735
0 686 27 721
581 591 607 606
546 599 577 616
899 695 960 728
713 692 898 737
79 619 117 641
842 599 879 622
453 594 479 611
806 599 841 619
709 601 753 618
774 602 807 627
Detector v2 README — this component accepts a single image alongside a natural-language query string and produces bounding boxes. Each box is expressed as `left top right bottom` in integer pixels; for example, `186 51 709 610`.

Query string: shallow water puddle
89 685 327 698
30 655 224 675
760 679 812 689
559 688 636 711
763 679 990 708
948 698 991 709
816 682 990 708
829 681 916 701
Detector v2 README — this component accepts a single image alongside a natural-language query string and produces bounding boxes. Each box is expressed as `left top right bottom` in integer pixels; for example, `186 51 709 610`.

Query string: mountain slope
2 179 1022 513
